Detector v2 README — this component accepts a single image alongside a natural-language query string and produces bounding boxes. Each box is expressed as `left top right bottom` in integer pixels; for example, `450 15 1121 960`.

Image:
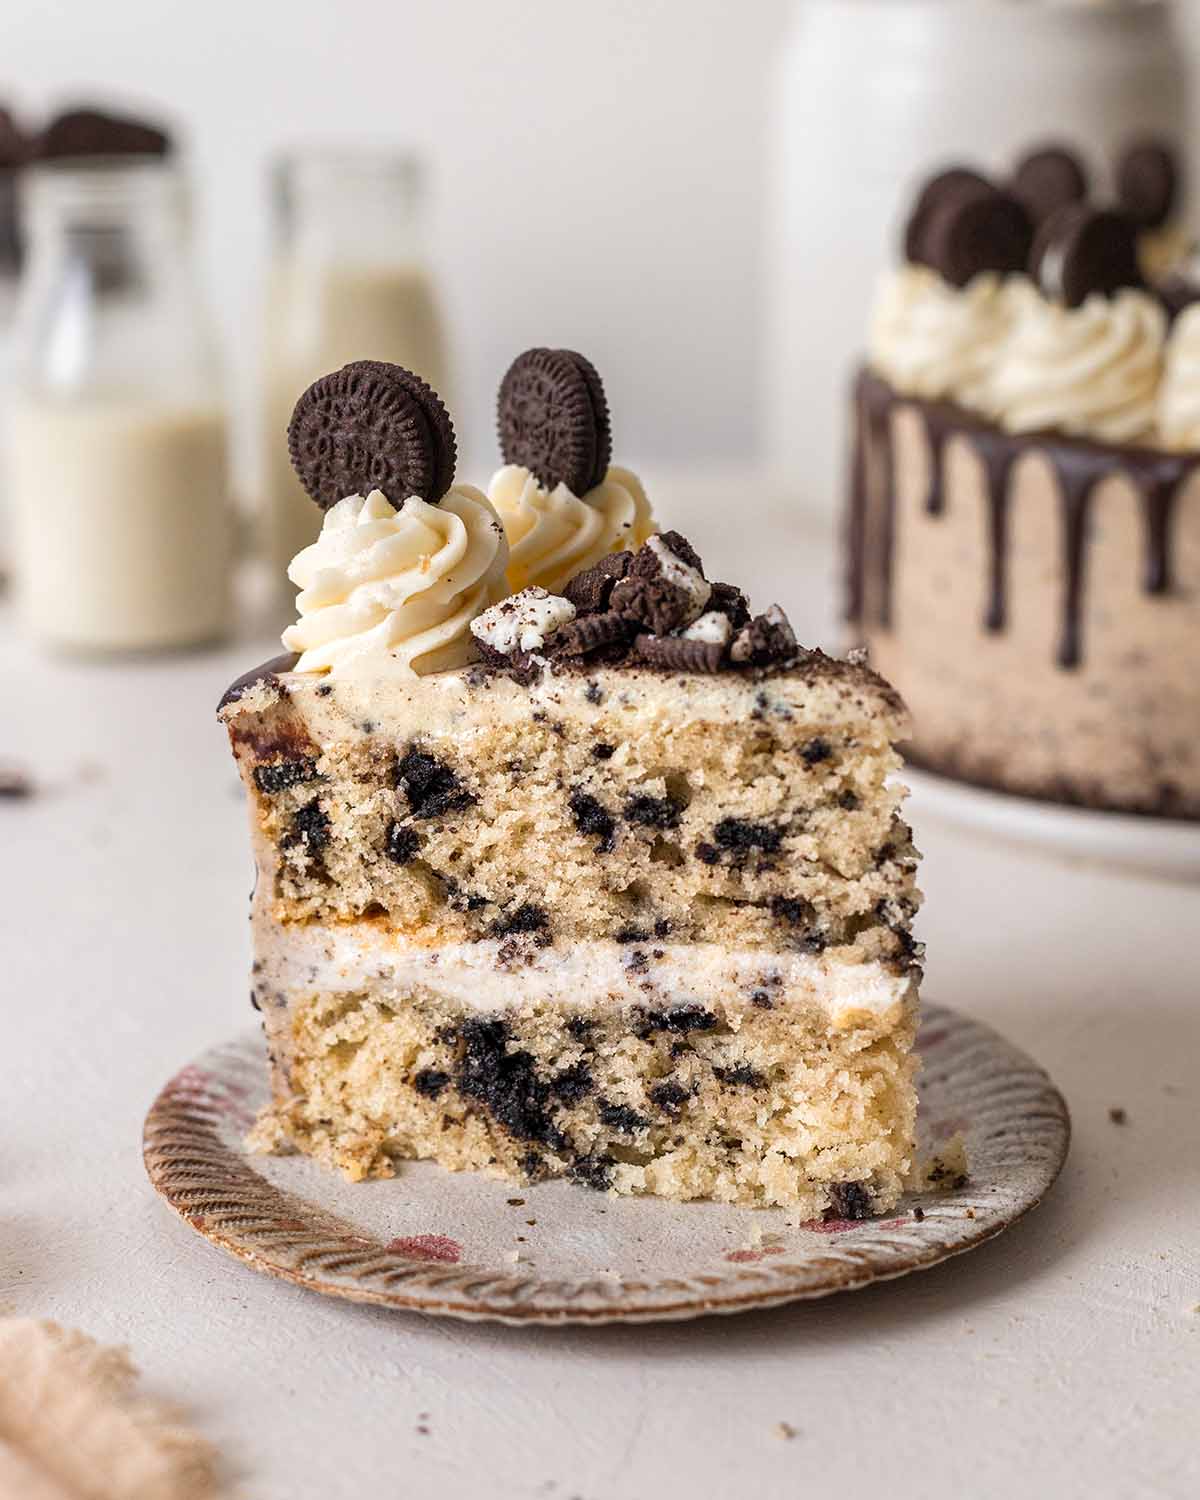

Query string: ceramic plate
143 1003 1069 1326
903 766 1200 884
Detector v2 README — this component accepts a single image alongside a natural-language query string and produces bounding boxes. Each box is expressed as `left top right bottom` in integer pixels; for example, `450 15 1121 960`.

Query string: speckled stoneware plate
142 1004 1069 1326
903 766 1200 883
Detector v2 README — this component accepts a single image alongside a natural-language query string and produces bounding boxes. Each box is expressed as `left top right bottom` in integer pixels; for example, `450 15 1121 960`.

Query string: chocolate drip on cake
919 404 955 518
1053 458 1102 670
847 369 1200 667
972 428 1019 633
848 371 898 628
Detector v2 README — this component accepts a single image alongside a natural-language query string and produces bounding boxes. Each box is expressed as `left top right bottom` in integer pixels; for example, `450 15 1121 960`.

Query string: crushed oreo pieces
730 605 797 667
472 528 801 681
635 634 725 672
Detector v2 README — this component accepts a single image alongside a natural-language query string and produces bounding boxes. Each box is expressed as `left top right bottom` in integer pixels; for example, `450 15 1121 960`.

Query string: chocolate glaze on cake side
848 368 1200 667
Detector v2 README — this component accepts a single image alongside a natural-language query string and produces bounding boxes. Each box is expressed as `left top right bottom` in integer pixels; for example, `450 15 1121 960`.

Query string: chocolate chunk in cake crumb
592 741 616 760
551 1061 594 1104
490 903 550 936
412 1069 450 1099
598 1099 649 1133
568 790 616 849
649 1081 689 1114
713 818 783 854
254 757 320 794
569 1153 615 1191
713 1063 766 1088
802 737 832 766
385 821 421 865
624 793 682 829
284 801 330 853
396 748 475 819
826 1181 873 1220
638 1004 718 1036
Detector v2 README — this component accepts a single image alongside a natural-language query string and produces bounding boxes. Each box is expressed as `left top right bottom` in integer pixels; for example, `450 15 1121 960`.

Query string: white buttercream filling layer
253 921 913 1029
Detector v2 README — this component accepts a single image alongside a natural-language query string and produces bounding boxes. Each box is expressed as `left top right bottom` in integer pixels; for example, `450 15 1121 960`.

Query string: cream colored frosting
1158 303 1200 451
868 265 1021 410
252 916 915 1028
487 464 657 594
282 486 509 677
986 286 1165 443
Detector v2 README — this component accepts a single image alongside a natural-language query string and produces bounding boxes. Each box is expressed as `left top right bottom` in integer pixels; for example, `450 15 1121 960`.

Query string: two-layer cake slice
221 353 922 1216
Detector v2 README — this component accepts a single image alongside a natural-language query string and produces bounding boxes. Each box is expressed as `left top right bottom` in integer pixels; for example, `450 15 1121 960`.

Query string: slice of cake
850 141 1200 819
222 353 921 1216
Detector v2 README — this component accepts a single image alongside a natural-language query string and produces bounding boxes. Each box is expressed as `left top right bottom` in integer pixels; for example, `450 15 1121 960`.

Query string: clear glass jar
261 149 450 572
7 159 232 651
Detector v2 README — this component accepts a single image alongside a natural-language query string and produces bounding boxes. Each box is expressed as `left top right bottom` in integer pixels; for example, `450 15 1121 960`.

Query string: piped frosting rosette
868 265 1023 411
488 463 655 594
986 287 1165 443
282 486 508 677
1158 303 1200 451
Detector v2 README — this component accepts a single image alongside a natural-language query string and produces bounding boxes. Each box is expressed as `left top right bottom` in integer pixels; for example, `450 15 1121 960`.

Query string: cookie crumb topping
471 587 576 658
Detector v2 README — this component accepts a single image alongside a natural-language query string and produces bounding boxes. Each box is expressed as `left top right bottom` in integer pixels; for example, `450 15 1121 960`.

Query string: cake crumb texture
249 983 918 1212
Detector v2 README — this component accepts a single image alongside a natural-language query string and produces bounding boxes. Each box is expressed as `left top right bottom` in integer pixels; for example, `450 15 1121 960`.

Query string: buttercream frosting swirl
282 487 509 677
487 464 657 594
868 266 1021 410
985 286 1165 442
1158 303 1200 451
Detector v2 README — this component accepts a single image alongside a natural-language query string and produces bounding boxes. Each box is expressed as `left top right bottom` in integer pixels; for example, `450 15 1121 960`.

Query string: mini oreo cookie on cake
497 347 612 495
288 360 458 509
487 348 657 593
904 168 1033 287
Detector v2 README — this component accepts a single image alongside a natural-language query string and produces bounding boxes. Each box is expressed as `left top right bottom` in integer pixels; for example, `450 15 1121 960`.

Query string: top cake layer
221 648 917 967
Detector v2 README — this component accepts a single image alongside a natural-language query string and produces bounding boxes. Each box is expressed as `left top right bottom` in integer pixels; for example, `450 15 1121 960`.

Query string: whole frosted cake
850 140 1200 818
221 352 922 1216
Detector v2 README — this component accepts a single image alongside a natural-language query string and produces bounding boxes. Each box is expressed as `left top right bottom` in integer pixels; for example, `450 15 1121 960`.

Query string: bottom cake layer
250 961 918 1214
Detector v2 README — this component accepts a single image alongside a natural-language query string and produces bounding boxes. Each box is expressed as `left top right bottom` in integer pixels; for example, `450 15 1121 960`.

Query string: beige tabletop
3 481 1198 1499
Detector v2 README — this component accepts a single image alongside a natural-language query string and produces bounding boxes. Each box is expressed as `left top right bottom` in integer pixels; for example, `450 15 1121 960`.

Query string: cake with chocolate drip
220 352 922 1215
849 140 1200 819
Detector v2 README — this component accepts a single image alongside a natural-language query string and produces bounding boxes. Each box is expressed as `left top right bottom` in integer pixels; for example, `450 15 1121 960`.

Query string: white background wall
4 0 793 482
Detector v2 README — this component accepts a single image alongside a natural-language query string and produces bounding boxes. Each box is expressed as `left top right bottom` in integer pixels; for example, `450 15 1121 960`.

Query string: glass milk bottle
261 150 449 571
7 159 232 651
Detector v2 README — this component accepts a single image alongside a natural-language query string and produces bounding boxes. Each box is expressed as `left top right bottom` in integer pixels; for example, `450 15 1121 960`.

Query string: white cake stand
902 766 1200 884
